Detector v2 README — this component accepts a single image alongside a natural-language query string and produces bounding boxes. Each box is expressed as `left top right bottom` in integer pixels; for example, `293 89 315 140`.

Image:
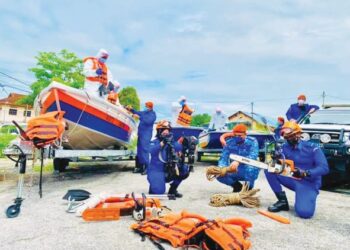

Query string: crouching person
148 120 190 198
265 121 329 219
210 124 260 192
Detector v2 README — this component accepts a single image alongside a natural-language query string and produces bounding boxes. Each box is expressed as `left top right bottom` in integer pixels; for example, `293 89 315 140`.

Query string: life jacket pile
177 104 193 127
25 111 66 148
83 57 108 86
131 210 252 250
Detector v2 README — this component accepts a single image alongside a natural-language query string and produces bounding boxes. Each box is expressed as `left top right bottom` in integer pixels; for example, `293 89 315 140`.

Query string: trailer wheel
6 204 20 218
54 158 69 172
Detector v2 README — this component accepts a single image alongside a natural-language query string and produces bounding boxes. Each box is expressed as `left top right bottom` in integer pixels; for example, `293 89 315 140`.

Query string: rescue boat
34 82 137 149
198 130 274 152
171 126 204 140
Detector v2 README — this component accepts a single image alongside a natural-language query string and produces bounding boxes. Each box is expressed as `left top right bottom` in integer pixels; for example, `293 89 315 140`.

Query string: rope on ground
209 183 260 208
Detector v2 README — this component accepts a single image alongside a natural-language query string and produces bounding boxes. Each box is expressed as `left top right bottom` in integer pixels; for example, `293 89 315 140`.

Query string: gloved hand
96 68 103 76
206 166 233 181
291 168 310 178
161 135 173 145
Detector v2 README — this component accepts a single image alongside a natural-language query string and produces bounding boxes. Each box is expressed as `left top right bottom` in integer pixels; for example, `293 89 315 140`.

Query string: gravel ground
0 160 349 250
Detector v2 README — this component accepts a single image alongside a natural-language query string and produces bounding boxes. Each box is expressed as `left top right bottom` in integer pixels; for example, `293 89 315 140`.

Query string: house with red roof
0 93 34 124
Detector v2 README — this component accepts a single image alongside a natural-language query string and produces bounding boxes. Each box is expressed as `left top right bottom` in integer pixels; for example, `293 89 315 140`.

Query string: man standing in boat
83 49 114 98
208 107 227 131
207 124 260 192
126 102 156 175
176 96 194 127
286 94 319 122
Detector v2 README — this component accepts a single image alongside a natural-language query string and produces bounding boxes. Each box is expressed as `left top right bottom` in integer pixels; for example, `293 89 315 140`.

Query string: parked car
299 104 350 187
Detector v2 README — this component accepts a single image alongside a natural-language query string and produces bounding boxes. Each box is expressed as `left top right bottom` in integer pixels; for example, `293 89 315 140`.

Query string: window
24 110 31 117
9 109 17 116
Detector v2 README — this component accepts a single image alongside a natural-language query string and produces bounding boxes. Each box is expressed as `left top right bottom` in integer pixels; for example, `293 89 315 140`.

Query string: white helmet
179 96 186 102
216 107 222 113
96 48 109 59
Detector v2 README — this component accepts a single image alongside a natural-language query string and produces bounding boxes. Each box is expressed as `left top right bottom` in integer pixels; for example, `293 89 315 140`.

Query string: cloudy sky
1 0 350 120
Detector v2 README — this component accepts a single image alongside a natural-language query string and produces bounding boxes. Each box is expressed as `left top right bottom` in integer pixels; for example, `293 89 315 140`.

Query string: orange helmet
232 124 248 135
277 117 285 123
297 94 306 101
156 120 171 130
281 121 302 139
145 101 154 109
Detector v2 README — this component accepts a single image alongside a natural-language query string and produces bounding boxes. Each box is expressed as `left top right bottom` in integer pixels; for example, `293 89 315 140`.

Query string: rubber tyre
6 204 20 218
197 152 202 162
53 158 69 172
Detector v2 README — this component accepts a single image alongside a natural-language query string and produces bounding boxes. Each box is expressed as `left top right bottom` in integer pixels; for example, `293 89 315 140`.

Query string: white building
0 93 33 125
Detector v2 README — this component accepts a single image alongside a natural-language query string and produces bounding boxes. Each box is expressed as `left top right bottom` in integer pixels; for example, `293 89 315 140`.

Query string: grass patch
128 136 137 151
33 161 54 172
201 154 220 163
0 125 17 134
0 134 17 158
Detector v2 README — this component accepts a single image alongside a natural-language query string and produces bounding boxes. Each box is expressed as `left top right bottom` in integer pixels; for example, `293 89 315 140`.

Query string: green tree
191 113 211 127
119 86 140 111
20 49 84 104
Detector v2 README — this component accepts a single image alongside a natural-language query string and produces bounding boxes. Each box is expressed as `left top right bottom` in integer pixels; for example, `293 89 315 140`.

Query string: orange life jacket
83 57 108 86
177 104 193 127
107 92 119 104
25 111 66 148
131 211 252 250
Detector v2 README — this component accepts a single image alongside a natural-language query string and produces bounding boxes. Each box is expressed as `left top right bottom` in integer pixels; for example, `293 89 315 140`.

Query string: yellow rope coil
209 183 260 208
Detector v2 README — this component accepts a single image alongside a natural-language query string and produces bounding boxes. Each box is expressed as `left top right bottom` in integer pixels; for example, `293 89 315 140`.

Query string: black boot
268 191 289 212
133 167 143 173
141 164 147 175
232 181 243 192
168 184 183 198
133 157 142 173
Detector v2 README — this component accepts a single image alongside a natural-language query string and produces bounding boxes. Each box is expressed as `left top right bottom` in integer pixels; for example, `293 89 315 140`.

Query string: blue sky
1 0 350 120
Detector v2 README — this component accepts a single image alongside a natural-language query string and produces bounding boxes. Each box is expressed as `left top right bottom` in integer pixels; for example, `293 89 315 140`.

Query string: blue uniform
274 124 283 139
286 103 319 121
148 138 190 194
131 109 156 168
265 141 329 218
217 136 260 188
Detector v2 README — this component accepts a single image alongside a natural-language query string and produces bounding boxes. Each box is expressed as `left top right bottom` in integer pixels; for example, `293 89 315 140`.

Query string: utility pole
251 102 254 120
322 91 326 107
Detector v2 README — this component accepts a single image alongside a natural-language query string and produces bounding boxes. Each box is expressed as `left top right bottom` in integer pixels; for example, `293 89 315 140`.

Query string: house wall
227 112 274 132
0 104 34 124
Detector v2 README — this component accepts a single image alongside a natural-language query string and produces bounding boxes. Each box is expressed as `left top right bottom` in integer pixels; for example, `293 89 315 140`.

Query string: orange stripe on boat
41 89 131 132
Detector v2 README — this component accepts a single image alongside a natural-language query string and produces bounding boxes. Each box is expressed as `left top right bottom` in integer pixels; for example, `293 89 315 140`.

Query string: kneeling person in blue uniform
265 121 329 219
215 124 260 192
148 120 190 198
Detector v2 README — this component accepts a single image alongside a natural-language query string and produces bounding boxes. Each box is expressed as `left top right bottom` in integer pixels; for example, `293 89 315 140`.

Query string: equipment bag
131 210 252 250
25 111 65 148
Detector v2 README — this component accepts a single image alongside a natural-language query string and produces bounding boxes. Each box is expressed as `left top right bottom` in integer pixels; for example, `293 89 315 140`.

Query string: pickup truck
299 105 350 187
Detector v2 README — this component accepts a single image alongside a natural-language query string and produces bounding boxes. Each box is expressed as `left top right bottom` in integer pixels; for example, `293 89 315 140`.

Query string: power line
0 82 31 94
0 71 31 87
